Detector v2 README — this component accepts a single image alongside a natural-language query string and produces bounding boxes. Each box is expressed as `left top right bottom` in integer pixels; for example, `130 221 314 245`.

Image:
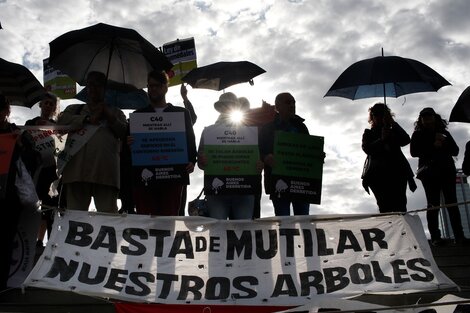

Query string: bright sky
2 0 470 230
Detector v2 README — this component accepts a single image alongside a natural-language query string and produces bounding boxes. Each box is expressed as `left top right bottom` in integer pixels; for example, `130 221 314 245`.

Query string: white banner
22 126 70 168
24 212 456 306
8 206 41 287
56 124 100 176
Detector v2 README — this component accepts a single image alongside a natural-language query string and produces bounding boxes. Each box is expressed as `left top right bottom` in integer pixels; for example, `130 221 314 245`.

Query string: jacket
58 104 127 188
259 114 309 195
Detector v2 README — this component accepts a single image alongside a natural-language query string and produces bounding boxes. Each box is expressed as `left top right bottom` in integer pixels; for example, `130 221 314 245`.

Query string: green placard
205 144 259 176
271 131 324 204
272 131 324 179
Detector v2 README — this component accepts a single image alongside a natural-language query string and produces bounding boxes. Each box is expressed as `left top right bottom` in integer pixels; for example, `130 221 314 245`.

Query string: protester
197 92 262 220
129 70 197 216
25 92 60 250
462 141 470 177
259 92 310 216
57 71 127 213
0 95 38 290
361 103 416 213
410 107 469 246
178 83 197 216
236 96 263 219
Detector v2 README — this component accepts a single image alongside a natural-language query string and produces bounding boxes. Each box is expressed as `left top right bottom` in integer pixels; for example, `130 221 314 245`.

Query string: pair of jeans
207 195 254 220
421 172 465 240
272 198 310 216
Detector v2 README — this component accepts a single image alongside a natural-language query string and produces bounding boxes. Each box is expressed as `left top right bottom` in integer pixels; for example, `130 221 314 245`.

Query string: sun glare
229 110 245 124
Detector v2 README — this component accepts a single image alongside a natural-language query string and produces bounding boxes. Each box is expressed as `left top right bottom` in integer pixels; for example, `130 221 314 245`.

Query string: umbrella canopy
75 80 149 110
0 58 46 108
449 86 470 123
324 55 451 103
181 61 265 91
48 22 173 89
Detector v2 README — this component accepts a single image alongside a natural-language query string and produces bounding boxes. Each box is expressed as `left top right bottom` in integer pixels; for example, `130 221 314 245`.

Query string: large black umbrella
324 54 451 104
181 61 265 91
0 57 46 107
449 86 470 123
48 23 173 89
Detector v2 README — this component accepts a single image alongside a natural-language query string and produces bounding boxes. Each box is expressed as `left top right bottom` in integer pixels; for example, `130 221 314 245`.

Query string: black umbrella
324 53 451 104
48 23 173 89
181 61 265 91
449 86 470 123
0 57 46 108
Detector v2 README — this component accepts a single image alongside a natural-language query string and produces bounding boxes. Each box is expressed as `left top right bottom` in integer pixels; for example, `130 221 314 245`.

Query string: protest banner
24 211 456 306
163 38 197 86
21 125 70 169
129 112 189 184
8 206 41 288
202 125 259 195
55 124 99 176
0 133 17 198
43 58 76 99
271 132 324 204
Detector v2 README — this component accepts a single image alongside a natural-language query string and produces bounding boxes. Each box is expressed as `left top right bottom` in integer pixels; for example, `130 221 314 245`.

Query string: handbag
416 164 430 180
188 188 208 217
416 160 434 180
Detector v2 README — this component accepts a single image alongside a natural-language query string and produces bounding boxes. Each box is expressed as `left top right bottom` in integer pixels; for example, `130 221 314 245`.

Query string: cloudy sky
2 0 470 231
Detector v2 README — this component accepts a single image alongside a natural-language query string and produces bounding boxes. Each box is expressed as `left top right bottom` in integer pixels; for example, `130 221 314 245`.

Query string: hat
419 107 436 116
214 92 241 113
238 97 250 111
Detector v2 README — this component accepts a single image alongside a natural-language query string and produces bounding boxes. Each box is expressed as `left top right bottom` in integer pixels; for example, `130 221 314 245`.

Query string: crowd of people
1 69 470 290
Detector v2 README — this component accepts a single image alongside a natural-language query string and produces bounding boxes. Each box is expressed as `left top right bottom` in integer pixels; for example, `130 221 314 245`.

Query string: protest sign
271 132 324 204
43 58 76 99
129 112 189 184
24 212 456 306
202 125 259 195
22 125 69 168
163 38 197 86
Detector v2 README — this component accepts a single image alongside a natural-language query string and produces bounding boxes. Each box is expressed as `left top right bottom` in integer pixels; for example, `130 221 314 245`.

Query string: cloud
2 0 470 234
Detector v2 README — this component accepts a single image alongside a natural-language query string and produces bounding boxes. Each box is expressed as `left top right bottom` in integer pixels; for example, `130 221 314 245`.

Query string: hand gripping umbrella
181 61 266 91
0 57 46 108
48 23 173 89
324 51 451 104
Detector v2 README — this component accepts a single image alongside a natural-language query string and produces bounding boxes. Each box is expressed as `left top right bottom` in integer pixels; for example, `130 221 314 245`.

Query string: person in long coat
361 103 416 213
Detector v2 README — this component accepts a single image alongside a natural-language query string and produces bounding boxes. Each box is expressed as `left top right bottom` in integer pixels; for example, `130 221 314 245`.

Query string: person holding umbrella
361 103 416 213
57 71 127 213
410 107 469 246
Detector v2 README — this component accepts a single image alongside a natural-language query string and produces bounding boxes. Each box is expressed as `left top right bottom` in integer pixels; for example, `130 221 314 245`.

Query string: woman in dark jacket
362 103 416 213
410 107 468 246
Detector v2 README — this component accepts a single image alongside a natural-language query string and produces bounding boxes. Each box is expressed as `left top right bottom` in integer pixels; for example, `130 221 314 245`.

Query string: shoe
431 238 446 246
